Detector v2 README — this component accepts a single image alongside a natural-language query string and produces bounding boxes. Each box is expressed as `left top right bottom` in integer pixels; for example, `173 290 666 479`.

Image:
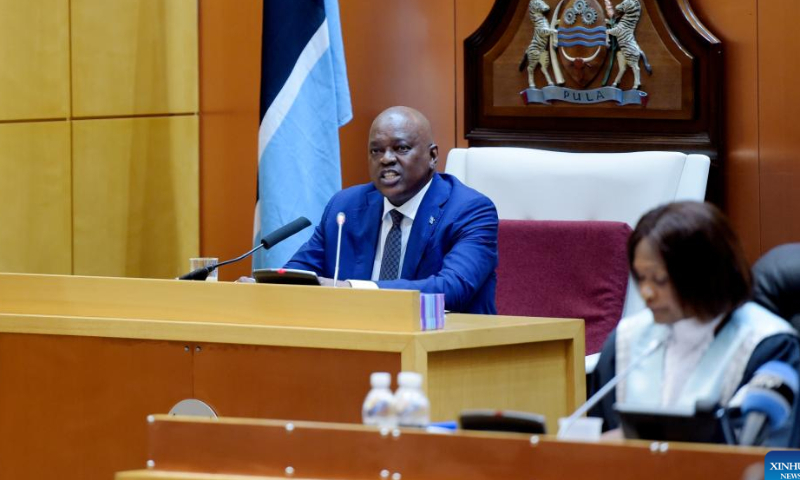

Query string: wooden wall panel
690 0 762 261
0 122 71 274
757 0 800 252
338 0 457 187
456 0 496 151
0 334 193 480
197 0 261 281
0 0 69 120
72 116 199 278
71 0 198 117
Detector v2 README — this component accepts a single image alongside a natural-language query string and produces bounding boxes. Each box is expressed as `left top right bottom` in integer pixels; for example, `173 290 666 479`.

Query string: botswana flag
253 0 352 269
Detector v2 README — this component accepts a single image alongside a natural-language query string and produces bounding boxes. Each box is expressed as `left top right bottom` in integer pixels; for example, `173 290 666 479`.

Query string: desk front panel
0 333 192 480
192 342 400 423
132 416 768 480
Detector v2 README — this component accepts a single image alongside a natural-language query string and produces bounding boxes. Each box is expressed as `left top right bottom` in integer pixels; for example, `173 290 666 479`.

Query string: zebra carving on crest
606 0 652 89
522 0 557 88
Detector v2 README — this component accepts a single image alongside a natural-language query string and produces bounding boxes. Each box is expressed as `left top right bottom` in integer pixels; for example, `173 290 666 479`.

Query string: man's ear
429 144 439 168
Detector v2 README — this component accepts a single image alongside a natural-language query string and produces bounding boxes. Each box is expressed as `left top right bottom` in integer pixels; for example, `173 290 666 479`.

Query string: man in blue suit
285 106 498 314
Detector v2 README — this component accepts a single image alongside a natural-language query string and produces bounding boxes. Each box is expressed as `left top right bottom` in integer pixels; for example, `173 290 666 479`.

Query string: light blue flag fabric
253 0 352 270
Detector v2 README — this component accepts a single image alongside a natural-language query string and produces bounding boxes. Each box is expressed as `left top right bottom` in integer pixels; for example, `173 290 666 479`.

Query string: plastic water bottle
395 372 430 428
361 372 397 427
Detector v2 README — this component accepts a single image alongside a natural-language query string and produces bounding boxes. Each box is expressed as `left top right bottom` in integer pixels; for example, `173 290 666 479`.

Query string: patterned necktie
379 209 404 280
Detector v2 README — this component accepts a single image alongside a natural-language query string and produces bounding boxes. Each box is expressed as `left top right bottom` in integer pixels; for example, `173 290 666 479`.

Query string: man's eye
654 277 669 286
396 145 411 153
369 149 381 155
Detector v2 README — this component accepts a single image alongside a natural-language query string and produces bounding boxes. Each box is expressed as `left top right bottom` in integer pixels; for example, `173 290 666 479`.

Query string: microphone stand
177 216 312 281
333 212 345 287
559 336 669 436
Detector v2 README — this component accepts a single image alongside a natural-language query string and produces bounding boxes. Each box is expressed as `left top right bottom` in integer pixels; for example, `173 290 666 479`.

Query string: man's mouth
381 170 401 182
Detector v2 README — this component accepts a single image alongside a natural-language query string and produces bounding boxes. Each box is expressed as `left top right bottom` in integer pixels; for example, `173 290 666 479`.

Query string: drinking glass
189 257 218 282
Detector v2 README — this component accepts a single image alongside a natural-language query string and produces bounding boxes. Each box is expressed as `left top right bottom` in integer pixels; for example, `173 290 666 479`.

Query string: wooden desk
0 273 583 480
117 415 769 480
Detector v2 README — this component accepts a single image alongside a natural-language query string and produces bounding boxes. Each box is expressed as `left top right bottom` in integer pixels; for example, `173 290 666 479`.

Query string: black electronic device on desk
615 401 723 443
253 268 321 286
459 409 547 434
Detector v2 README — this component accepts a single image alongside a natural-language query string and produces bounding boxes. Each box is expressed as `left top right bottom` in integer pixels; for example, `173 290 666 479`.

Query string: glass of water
189 257 219 281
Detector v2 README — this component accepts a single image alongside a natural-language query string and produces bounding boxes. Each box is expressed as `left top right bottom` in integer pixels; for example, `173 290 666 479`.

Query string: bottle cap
370 372 391 388
397 371 423 388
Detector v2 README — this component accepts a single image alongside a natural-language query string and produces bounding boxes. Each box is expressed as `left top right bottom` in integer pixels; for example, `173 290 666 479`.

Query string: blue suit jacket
285 173 498 314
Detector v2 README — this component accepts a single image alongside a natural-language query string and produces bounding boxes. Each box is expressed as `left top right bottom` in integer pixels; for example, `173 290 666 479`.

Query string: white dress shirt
348 178 433 289
661 314 725 407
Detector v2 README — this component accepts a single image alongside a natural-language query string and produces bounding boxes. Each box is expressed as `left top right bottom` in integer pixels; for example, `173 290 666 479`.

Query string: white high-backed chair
444 147 711 320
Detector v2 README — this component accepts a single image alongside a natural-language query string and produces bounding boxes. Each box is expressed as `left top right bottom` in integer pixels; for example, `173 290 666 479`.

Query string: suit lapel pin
429 216 435 225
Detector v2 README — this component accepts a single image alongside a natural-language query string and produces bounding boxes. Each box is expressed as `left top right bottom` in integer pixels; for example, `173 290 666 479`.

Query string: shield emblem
556 0 608 87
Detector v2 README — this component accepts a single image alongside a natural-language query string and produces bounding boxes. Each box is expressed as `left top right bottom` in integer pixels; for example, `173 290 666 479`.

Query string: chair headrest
445 147 710 226
753 243 800 329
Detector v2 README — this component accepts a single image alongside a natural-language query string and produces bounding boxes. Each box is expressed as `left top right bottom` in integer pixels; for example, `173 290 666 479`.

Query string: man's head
368 106 438 206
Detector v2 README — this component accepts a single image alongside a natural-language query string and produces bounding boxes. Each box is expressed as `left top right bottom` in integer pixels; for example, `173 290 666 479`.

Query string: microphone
178 216 312 280
260 216 313 249
558 335 669 437
736 361 799 446
333 212 345 287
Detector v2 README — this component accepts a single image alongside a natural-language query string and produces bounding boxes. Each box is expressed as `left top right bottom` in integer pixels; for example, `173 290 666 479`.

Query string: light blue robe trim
616 302 796 410
615 308 668 406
